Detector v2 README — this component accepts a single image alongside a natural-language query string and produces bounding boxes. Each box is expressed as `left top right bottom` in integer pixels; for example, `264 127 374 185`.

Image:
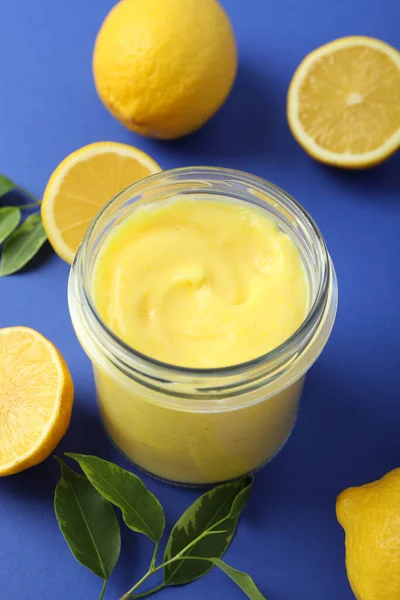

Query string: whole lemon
93 0 237 139
337 468 400 600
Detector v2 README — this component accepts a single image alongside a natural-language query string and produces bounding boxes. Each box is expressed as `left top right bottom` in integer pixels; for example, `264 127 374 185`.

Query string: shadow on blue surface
1 459 57 503
250 362 400 517
319 152 400 204
61 400 114 460
147 62 296 166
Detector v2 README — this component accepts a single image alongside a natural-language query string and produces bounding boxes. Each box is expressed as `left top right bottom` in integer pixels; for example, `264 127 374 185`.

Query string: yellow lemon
41 142 161 263
287 36 400 168
92 0 237 139
0 327 74 476
337 468 400 600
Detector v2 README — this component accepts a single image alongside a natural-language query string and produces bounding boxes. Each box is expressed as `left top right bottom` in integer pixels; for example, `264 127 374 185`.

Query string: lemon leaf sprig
0 175 48 275
55 454 265 600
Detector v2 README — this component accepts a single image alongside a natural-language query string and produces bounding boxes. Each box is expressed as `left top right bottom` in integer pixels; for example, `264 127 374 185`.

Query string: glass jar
68 167 338 486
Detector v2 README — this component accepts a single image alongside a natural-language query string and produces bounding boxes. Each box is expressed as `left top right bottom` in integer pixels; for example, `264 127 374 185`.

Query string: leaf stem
130 583 166 599
99 579 107 600
15 185 41 205
126 558 217 599
162 527 223 569
119 570 154 600
11 202 41 209
119 520 231 599
150 543 158 570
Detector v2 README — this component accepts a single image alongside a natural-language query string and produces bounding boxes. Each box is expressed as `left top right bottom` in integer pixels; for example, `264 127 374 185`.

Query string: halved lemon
0 327 74 476
41 142 161 263
287 36 400 168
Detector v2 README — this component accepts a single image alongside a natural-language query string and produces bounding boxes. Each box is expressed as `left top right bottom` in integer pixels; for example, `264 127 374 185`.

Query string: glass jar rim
71 166 334 387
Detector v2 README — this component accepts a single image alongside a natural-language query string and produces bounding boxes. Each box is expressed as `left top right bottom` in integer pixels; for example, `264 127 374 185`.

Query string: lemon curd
68 168 337 485
92 196 308 368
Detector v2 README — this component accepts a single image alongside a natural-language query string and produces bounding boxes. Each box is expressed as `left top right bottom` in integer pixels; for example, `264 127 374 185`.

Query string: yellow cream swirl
92 196 308 368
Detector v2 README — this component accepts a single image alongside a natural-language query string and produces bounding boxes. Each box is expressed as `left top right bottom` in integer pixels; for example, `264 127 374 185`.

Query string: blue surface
0 0 399 598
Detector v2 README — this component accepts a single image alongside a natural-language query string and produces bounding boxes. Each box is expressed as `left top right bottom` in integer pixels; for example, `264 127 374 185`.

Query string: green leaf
67 453 165 543
0 207 20 244
210 559 266 599
0 212 47 276
54 458 121 583
0 175 15 196
164 475 253 586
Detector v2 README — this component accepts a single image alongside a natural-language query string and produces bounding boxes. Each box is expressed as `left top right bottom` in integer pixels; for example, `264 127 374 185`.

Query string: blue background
0 0 399 598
